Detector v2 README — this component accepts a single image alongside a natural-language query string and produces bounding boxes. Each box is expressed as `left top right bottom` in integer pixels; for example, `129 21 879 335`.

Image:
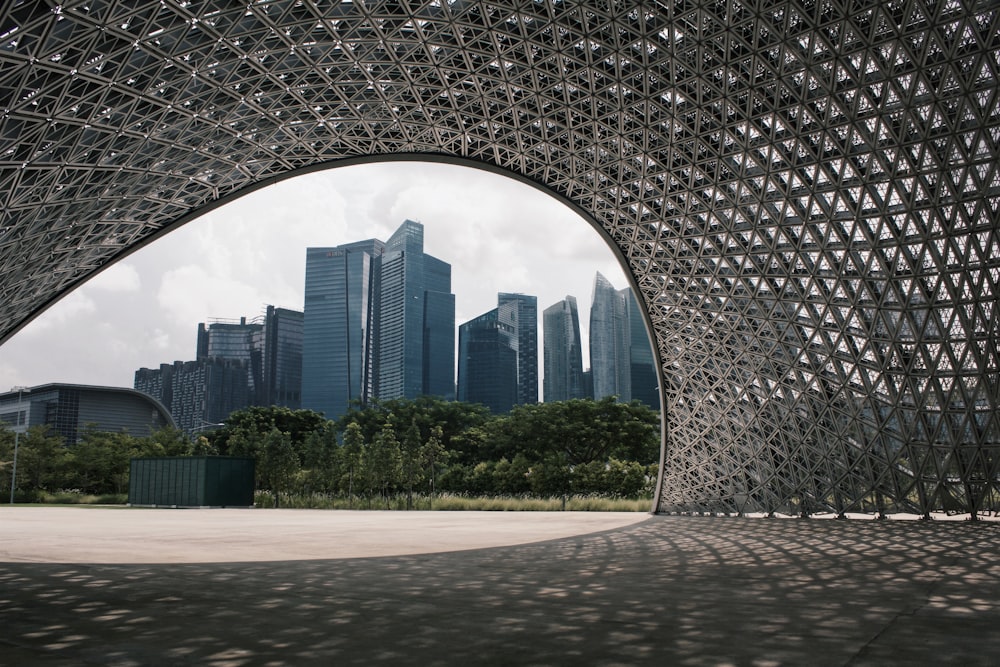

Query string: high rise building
590 272 631 402
261 305 304 408
498 293 538 405
197 317 264 402
302 239 384 420
135 358 249 434
588 272 660 410
196 308 303 408
457 304 519 414
377 220 455 402
542 296 585 402
626 291 660 411
301 220 455 421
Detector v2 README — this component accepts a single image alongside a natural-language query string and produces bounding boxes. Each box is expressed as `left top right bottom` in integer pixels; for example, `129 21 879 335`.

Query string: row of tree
0 426 196 499
0 396 661 504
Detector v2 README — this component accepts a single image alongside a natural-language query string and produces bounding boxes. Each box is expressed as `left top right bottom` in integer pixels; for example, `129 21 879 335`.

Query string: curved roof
1 1 998 516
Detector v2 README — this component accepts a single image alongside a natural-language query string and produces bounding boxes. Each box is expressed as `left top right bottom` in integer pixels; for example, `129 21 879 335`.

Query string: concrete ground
1 507 999 666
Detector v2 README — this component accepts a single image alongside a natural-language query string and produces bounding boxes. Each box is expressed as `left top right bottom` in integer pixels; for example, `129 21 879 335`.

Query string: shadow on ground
2 516 999 666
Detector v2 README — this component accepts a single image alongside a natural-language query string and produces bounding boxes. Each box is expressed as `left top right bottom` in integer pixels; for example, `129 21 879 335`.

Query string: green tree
258 428 299 507
420 425 447 504
337 396 491 456
527 459 572 503
4 426 70 498
143 426 194 457
363 420 402 508
341 421 365 502
71 428 165 495
489 397 659 466
211 406 327 459
302 422 341 494
401 418 423 509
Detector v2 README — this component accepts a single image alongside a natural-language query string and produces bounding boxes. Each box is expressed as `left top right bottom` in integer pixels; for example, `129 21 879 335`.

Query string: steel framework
1 1 998 517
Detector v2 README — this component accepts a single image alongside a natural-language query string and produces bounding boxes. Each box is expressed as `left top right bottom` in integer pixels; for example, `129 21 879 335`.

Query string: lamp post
9 386 29 504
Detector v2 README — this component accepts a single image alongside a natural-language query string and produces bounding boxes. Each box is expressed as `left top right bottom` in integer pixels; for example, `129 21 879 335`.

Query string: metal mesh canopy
2 0 998 517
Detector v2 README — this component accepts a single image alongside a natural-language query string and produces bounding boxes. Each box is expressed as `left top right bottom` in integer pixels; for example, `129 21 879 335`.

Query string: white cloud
23 289 97 332
86 262 142 293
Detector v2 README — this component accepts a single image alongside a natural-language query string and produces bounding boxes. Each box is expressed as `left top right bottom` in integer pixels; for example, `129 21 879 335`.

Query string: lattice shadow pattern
1 1 998 517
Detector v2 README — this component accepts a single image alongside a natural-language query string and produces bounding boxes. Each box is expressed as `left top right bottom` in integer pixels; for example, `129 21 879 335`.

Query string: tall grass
256 491 652 511
32 491 129 505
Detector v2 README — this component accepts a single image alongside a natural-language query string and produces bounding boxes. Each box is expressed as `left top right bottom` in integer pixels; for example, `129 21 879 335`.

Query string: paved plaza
1 507 999 666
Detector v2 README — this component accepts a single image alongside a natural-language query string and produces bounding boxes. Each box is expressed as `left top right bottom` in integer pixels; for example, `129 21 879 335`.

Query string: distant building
590 272 631 401
543 296 586 402
194 306 303 409
302 220 455 422
588 272 660 410
197 316 264 403
0 384 175 443
378 220 455 402
302 239 385 420
626 290 660 410
498 293 539 405
261 305 303 409
135 359 249 435
457 303 519 414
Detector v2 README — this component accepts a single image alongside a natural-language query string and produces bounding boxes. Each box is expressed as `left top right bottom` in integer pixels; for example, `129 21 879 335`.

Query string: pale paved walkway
1 508 999 666
0 507 648 563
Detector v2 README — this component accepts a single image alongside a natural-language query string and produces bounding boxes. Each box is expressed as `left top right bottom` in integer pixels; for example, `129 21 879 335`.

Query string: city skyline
0 162 631 391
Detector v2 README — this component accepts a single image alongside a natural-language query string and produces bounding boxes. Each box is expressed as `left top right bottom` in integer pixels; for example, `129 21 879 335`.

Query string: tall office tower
542 296 585 402
261 305 304 408
378 220 455 401
498 292 539 405
457 301 519 413
625 291 660 410
302 239 384 421
135 358 249 434
196 317 265 402
590 272 631 401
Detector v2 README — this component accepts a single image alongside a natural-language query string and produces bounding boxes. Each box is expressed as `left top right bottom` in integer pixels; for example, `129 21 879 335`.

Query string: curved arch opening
0 157 666 507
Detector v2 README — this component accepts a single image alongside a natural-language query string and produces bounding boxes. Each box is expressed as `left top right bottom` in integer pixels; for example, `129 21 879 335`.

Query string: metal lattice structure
1 1 998 517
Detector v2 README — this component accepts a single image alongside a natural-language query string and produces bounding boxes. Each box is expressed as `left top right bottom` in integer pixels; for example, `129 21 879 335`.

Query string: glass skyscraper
197 316 264 402
498 293 538 405
302 239 384 421
626 291 660 411
377 220 455 402
590 272 631 402
589 272 660 410
261 305 304 409
542 296 585 402
302 220 455 421
457 303 518 414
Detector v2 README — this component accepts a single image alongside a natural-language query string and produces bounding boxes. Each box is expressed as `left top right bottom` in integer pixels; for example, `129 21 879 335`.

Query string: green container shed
128 456 255 507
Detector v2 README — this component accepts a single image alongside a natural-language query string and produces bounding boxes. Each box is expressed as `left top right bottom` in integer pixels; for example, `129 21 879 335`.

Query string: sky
0 161 630 391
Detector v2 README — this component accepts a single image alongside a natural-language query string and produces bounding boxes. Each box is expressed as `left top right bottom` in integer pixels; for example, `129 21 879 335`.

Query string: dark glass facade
498 293 539 405
302 240 383 421
543 297 585 402
302 220 454 421
588 273 659 410
262 305 303 409
626 291 660 411
197 317 264 402
457 304 518 414
378 220 455 402
590 272 630 402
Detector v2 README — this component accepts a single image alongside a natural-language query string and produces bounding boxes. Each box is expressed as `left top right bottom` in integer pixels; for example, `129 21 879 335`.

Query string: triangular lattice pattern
1 1 998 516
